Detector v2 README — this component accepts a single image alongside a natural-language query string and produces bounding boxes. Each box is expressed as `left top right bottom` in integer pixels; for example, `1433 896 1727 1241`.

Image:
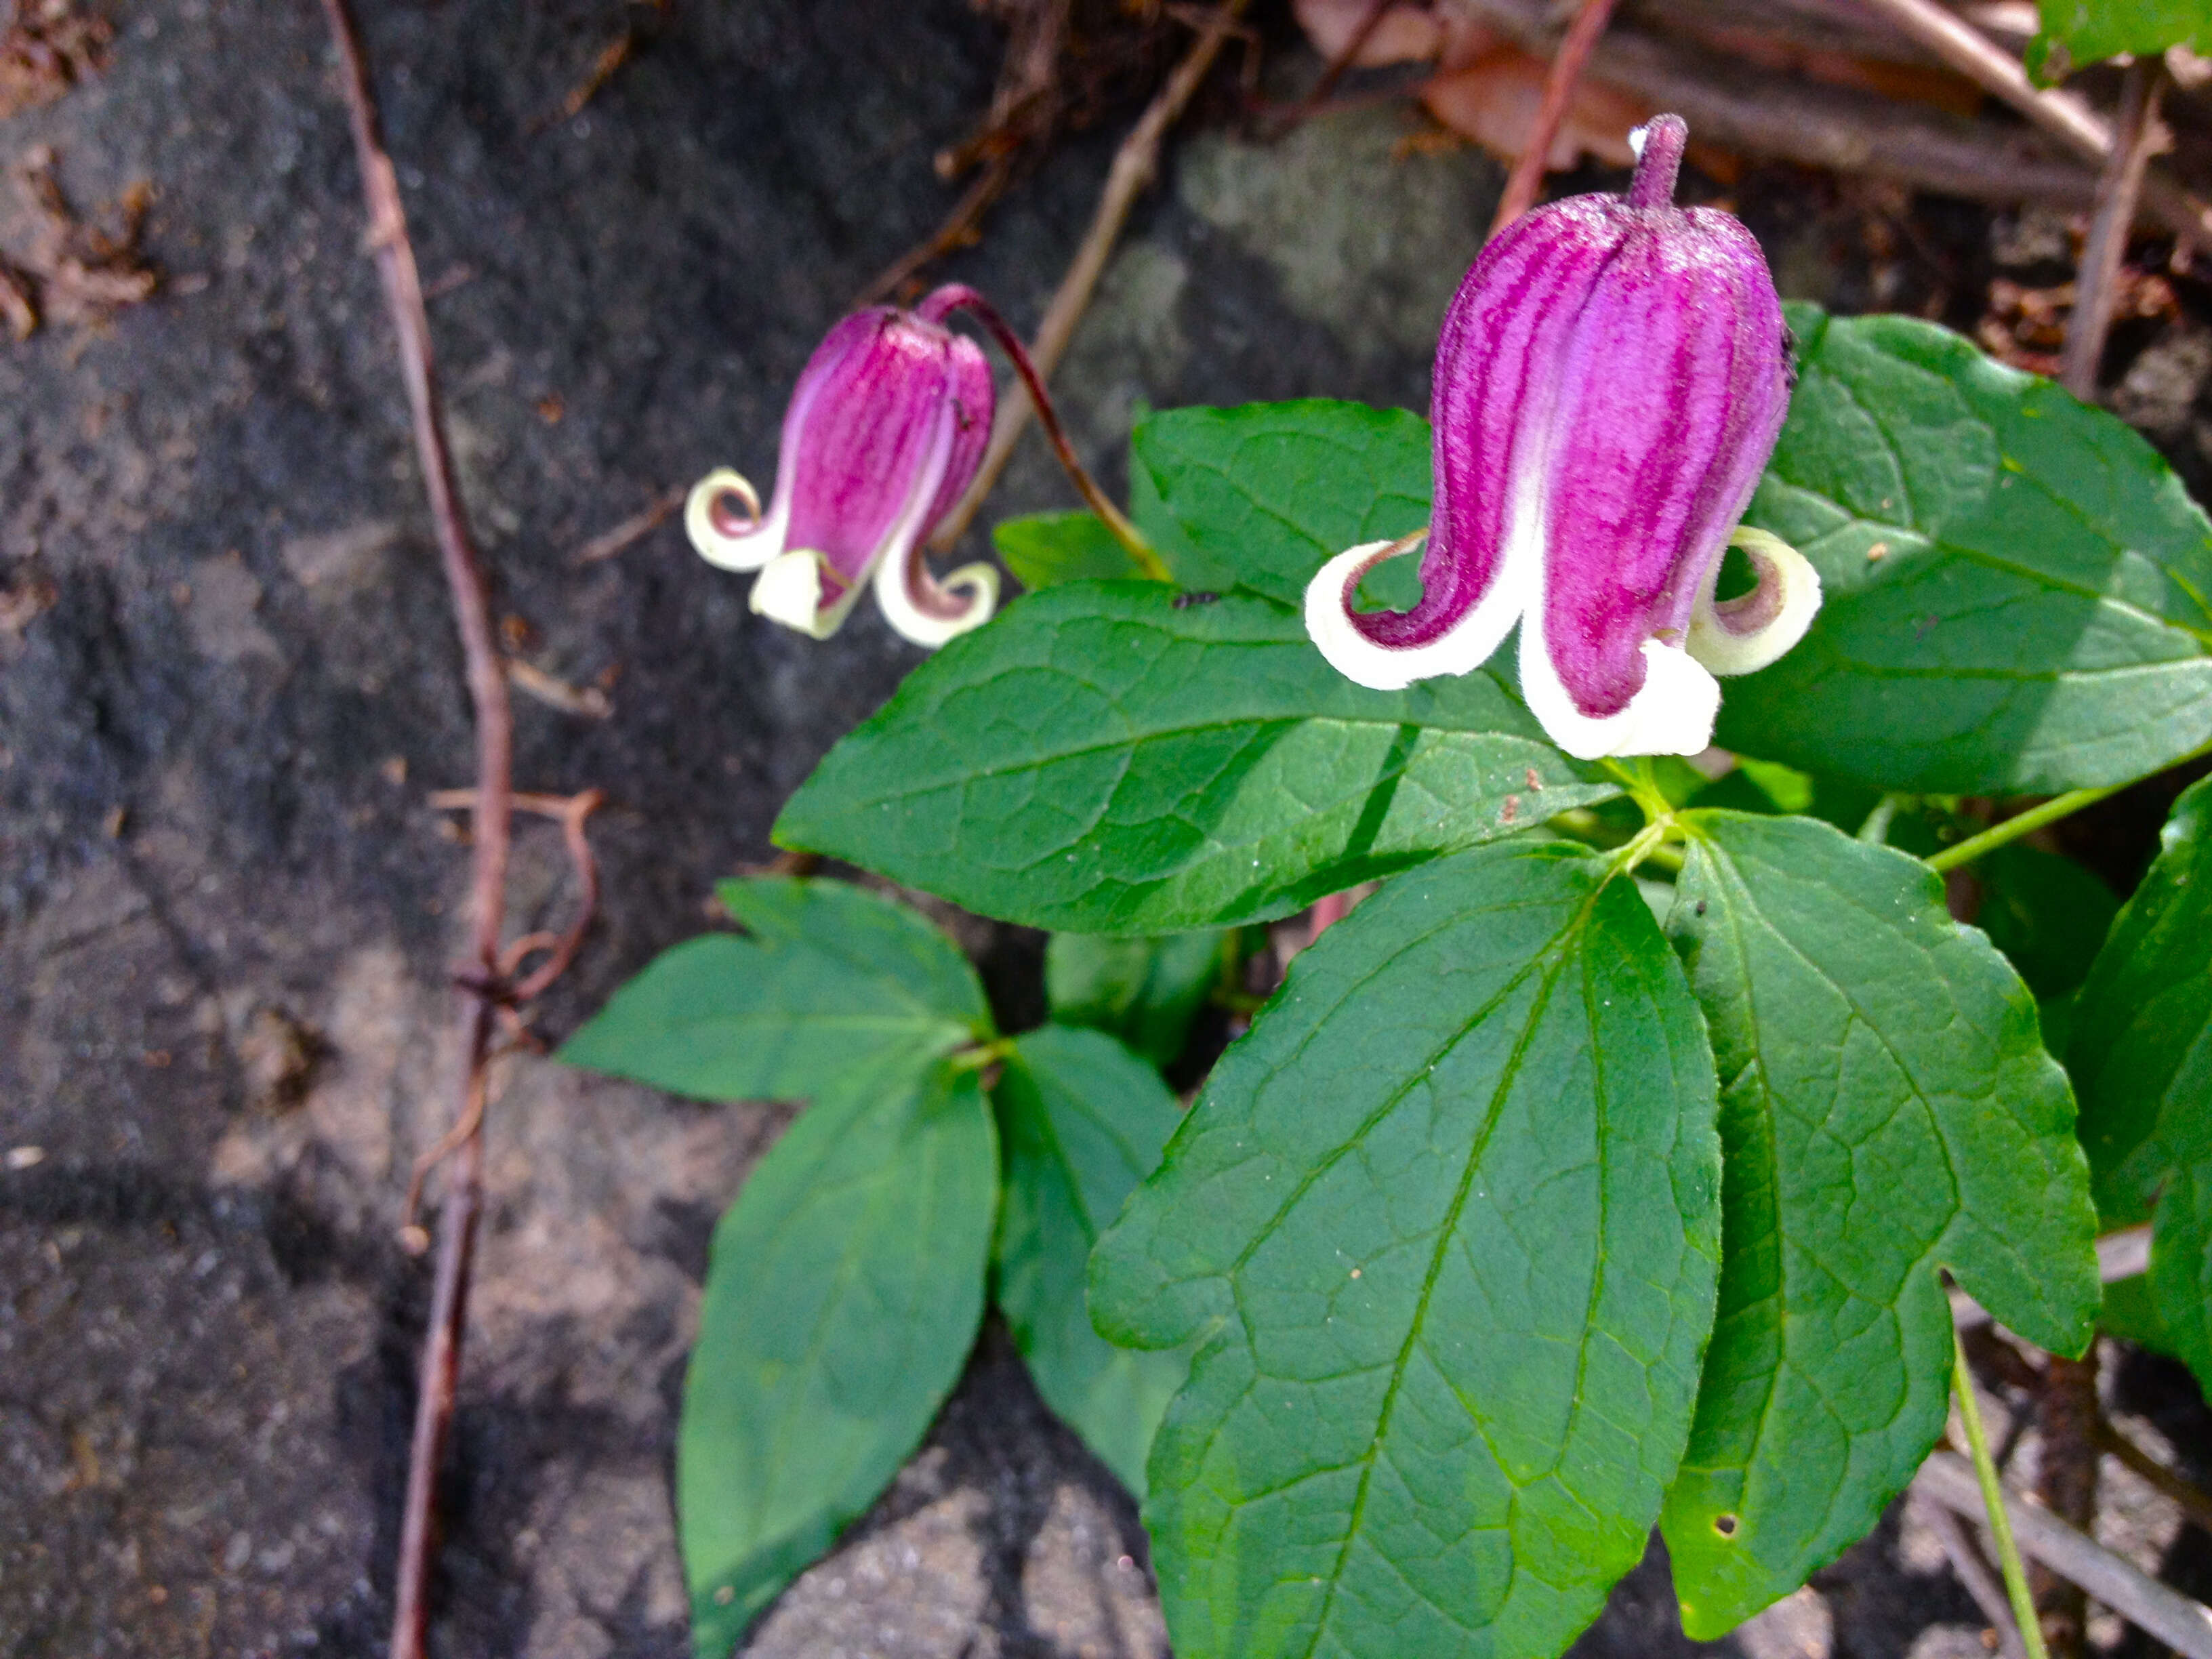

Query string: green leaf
2068 773 2212 1392
1091 842 1722 1659
1718 307 2212 794
1045 930 1225 1066
2031 0 2211 72
1971 844 2119 1001
680 1057 998 1656
558 878 991 1102
776 582 1614 935
2100 1260 2190 1360
1130 400 1431 607
1660 813 2101 1637
993 510 1146 590
994 1023 1191 1494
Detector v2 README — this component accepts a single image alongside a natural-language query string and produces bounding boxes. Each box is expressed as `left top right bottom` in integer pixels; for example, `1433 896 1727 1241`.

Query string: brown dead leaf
0 569 56 632
1 144 156 340
1421 42 1650 173
0 0 109 119
1977 267 2177 375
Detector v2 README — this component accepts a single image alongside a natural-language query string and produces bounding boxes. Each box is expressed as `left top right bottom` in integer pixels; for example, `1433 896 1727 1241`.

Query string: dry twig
313 5 601 1654
2094 1416 2212 1536
855 0 1073 306
1488 0 1624 234
527 0 671 136
504 655 612 718
1849 0 2212 245
1914 1451 2212 1659
572 485 684 565
928 1 1249 552
1912 1492 2032 1659
2062 60 2164 399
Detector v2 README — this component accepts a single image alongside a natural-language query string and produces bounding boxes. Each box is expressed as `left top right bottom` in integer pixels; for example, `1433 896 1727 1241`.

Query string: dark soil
2 3 2207 1656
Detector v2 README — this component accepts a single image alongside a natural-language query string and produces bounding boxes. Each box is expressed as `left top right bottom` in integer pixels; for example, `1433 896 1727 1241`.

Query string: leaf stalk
1953 1328 2053 1659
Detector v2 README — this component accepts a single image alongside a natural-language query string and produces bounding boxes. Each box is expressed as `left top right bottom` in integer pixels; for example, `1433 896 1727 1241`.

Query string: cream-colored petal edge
748 548 865 639
1519 611 1721 760
874 554 1000 648
687 469 783 572
1685 527 1824 678
1303 535 1526 692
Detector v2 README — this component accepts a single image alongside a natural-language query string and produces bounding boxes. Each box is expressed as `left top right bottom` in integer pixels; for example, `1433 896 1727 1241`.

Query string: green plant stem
1953 1328 2051 1659
1858 794 1902 845
1927 785 2125 873
1927 735 2212 873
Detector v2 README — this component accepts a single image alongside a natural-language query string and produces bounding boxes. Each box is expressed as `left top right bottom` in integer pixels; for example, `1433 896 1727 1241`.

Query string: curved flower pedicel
686 287 1000 647
1304 115 1821 759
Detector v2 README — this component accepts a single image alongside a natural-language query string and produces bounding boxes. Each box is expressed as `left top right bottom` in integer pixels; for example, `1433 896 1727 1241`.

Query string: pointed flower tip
1302 111 1819 759
695 288 999 646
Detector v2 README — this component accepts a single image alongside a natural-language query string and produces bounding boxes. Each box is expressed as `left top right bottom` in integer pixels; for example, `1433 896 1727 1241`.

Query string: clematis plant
574 101 2212 1659
687 283 1162 646
1303 115 1820 758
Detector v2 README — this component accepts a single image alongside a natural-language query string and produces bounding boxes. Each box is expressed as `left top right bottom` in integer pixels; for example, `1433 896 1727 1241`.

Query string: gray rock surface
2 3 2207 1657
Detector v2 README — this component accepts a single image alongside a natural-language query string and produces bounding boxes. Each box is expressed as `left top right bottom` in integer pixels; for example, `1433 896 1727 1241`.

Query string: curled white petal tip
874 554 1000 648
687 468 780 573
1523 631 1721 760
1686 527 1824 678
1302 533 1523 693
749 548 856 640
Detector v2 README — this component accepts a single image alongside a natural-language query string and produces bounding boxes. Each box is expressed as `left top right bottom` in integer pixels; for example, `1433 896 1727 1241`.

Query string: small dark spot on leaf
1694 900 1708 916
1715 1513 1738 1537
1171 590 1219 609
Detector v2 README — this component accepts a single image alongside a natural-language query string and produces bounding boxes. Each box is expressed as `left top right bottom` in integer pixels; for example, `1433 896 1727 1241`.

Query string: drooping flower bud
687 287 1000 646
1303 115 1820 759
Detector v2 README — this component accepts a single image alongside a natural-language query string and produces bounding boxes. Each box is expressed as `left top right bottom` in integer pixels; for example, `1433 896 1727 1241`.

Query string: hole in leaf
1714 1513 1739 1537
1713 544 1758 602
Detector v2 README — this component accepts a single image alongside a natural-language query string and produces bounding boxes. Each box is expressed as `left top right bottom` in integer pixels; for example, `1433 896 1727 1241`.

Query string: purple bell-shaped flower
686 287 1000 646
1304 115 1820 759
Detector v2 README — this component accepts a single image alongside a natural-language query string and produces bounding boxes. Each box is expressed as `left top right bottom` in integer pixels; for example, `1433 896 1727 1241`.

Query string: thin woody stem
926 1 1248 554
315 5 530 1656
921 283 1170 579
1488 0 1624 235
2062 60 2163 401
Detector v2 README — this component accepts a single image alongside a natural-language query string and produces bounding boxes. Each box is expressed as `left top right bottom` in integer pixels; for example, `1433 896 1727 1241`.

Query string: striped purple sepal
1305 115 1821 759
686 288 999 645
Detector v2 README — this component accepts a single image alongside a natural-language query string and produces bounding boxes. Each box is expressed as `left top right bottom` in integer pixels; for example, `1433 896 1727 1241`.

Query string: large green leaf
2031 0 2211 72
2068 773 2212 1393
1660 813 2102 1637
557 878 990 1102
994 510 1147 590
776 583 1614 935
1044 929 1225 1067
1091 842 1721 1659
994 1023 1191 1494
1718 307 2212 794
680 1057 999 1656
1130 400 1431 607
